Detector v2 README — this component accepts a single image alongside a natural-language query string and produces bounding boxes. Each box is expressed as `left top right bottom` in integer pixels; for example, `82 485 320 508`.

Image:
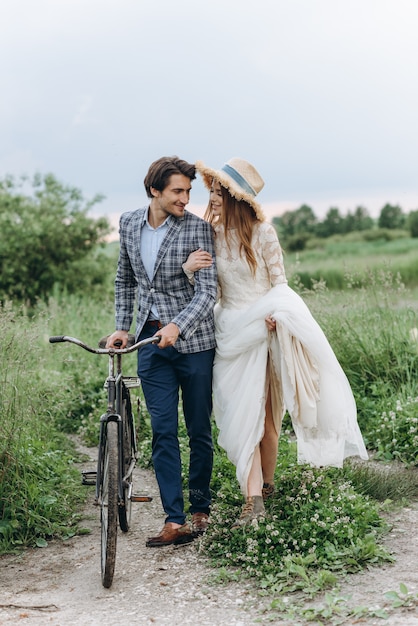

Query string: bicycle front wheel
119 390 136 532
100 420 118 588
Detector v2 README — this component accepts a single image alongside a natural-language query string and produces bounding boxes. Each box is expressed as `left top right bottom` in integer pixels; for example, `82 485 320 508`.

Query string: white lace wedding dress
212 221 368 494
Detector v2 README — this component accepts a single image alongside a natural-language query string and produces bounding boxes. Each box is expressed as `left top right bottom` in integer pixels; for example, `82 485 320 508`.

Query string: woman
184 158 368 527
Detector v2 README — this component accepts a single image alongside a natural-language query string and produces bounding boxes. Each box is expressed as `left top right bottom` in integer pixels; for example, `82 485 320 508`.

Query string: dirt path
1 444 417 626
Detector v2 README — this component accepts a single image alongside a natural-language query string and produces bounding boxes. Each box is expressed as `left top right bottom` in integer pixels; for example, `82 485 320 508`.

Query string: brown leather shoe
146 523 193 547
191 512 209 537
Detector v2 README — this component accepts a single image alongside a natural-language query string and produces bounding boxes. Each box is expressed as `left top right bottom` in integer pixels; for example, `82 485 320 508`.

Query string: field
285 236 418 291
0 236 417 623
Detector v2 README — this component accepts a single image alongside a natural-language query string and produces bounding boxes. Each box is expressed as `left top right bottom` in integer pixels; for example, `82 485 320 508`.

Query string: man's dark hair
144 156 196 198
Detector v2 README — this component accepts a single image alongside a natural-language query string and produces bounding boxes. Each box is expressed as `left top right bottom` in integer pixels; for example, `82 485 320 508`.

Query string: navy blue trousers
137 323 214 525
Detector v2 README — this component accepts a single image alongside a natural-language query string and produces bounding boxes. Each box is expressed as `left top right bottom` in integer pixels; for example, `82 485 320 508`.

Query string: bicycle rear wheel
119 390 135 532
100 420 118 588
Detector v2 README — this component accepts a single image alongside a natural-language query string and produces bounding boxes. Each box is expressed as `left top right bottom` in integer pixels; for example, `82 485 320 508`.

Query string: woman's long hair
204 183 261 276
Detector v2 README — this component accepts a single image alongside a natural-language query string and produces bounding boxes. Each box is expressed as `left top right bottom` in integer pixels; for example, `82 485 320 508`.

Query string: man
106 156 217 547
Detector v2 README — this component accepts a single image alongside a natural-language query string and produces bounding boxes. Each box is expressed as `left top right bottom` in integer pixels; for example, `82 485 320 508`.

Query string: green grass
285 236 418 289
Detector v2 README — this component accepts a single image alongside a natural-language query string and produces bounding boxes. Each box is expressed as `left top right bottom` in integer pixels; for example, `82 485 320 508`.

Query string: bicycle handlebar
49 334 161 354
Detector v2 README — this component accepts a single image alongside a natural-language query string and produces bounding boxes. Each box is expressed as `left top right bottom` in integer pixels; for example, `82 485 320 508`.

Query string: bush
200 436 391 593
0 173 111 304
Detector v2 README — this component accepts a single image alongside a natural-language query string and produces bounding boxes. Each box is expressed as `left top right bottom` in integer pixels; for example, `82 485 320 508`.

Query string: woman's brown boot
232 496 265 528
262 482 275 501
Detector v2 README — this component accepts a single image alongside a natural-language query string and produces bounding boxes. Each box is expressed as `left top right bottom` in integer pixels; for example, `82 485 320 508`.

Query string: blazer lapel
132 208 151 284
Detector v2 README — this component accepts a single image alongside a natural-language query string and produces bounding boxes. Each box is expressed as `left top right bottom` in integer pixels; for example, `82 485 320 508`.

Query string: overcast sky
2 0 418 233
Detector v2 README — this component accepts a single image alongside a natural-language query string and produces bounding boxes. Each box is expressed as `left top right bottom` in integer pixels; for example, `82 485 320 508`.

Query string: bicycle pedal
81 470 97 486
130 494 153 503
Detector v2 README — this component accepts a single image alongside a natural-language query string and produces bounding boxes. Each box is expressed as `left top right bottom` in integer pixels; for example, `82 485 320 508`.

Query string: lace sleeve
182 263 195 285
259 222 287 286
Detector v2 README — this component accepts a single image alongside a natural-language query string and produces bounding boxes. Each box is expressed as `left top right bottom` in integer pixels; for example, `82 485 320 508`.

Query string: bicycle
49 333 160 588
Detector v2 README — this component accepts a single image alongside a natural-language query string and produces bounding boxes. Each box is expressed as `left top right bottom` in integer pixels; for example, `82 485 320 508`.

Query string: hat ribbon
221 164 256 197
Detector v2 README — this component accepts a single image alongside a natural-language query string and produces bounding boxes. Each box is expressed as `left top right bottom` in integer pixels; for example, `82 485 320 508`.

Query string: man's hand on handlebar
155 322 180 349
106 330 129 349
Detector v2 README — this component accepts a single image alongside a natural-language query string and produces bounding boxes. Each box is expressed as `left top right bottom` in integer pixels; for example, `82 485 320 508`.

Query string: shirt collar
142 207 170 229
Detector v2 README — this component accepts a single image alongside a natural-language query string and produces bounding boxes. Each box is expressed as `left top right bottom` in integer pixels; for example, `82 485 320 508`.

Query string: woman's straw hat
195 157 265 220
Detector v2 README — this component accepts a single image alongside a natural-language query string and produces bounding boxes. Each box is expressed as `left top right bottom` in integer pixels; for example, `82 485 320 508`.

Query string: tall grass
43 289 118 433
286 237 418 290
298 269 418 465
0 291 118 552
0 302 83 551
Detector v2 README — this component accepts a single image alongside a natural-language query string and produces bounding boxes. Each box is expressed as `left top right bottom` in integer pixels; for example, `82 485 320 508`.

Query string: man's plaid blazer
114 206 217 354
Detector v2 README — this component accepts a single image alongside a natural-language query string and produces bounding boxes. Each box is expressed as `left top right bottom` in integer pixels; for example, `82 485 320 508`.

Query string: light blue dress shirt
140 210 169 320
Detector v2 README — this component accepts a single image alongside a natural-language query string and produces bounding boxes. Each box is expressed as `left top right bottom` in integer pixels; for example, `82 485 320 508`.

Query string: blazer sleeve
115 213 138 331
171 220 217 339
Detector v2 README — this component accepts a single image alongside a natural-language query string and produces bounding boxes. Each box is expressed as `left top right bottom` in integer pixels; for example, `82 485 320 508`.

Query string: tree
407 210 418 238
0 173 111 304
351 205 374 231
293 204 317 234
316 207 345 237
378 203 406 230
275 204 317 239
